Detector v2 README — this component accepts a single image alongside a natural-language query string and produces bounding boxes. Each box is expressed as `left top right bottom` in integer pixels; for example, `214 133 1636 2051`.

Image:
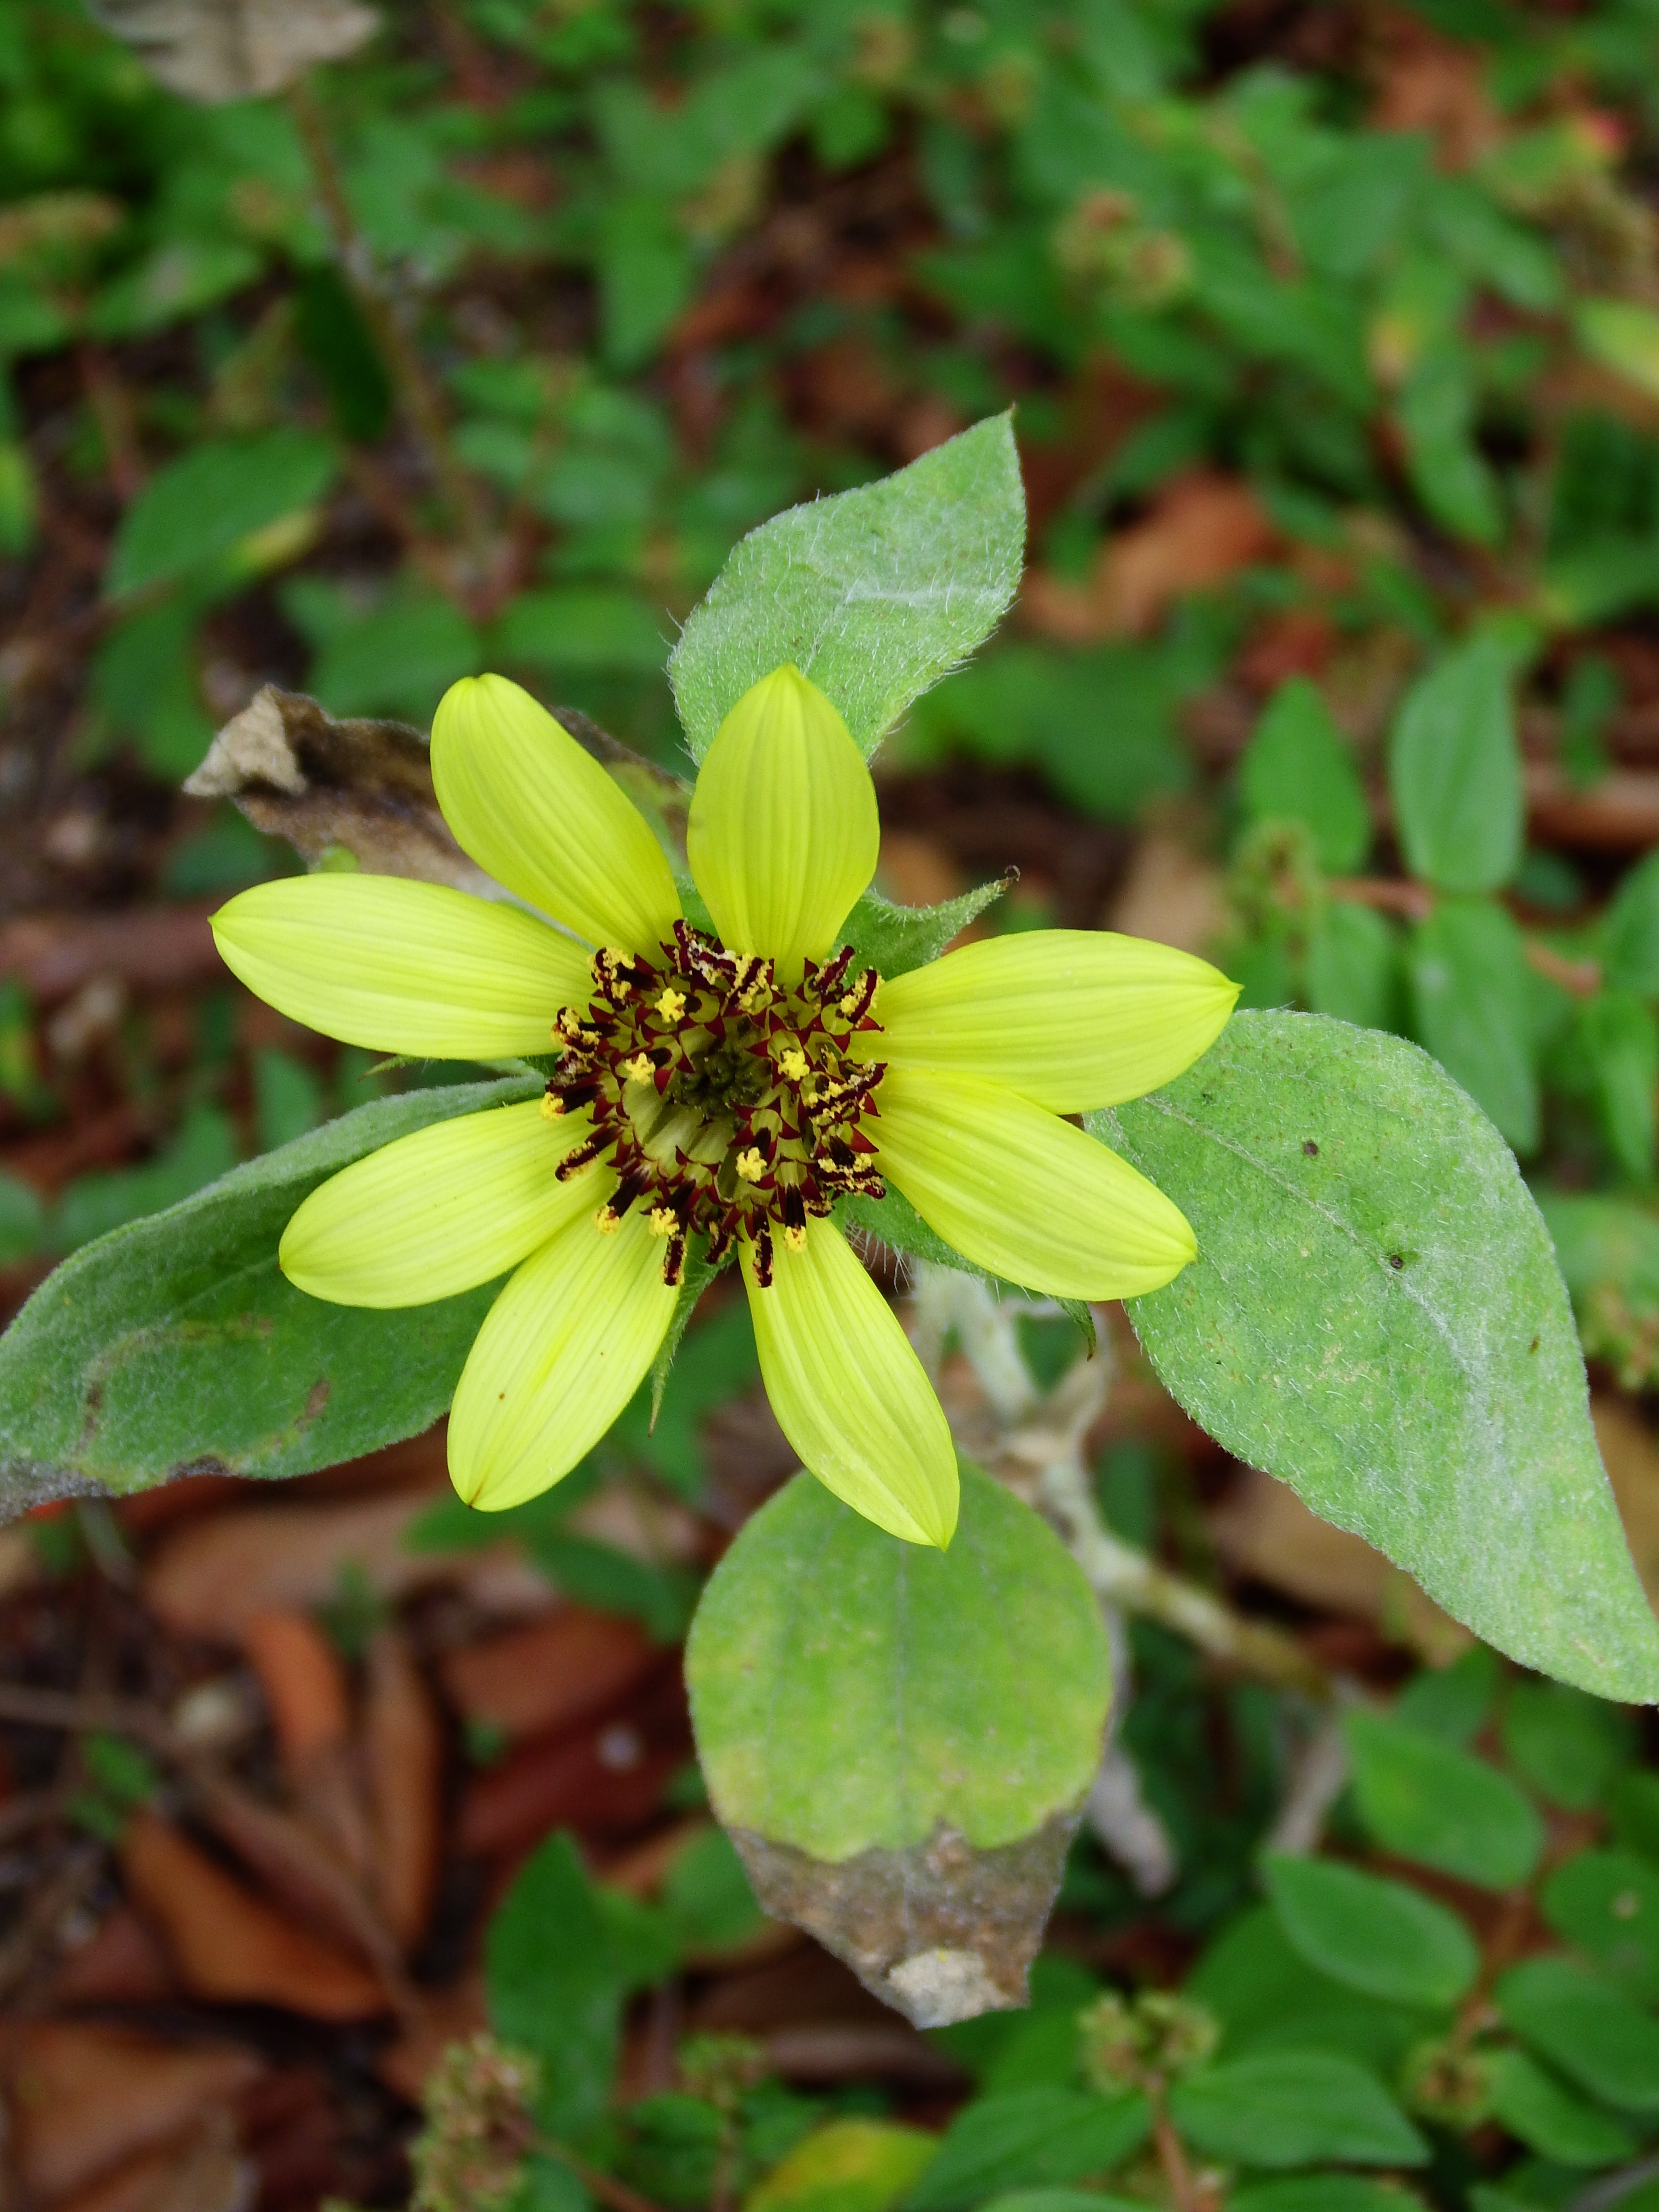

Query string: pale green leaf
669 415 1025 761
1407 896 1539 1154
1095 1012 1659 1701
684 1460 1108 2023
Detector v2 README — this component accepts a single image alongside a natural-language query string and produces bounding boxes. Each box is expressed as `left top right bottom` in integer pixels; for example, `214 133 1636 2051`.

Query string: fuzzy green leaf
669 415 1025 761
841 878 1010 980
1097 1012 1659 1701
0 1077 535 1515
1497 1957 1659 2115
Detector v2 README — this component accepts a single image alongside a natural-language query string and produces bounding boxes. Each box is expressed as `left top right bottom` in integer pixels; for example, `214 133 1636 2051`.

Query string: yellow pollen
841 982 874 1017
595 1206 621 1235
736 1146 766 1183
648 1206 677 1237
783 1223 808 1253
539 1093 563 1120
778 1046 809 1083
624 1052 654 1082
655 987 686 1021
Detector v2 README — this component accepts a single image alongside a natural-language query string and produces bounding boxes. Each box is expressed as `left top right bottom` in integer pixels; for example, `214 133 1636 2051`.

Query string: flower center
543 920 887 1286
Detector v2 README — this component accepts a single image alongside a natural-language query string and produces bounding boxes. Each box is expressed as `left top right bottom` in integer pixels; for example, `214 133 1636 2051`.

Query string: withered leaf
86 0 379 102
187 685 689 887
685 1462 1110 2027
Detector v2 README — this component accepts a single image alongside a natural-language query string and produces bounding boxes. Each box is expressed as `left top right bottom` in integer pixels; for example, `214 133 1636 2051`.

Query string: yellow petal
874 1068 1195 1299
433 673 682 955
281 1100 600 1308
686 665 878 983
862 929 1239 1112
448 1202 677 1511
212 875 592 1056
741 1220 957 1548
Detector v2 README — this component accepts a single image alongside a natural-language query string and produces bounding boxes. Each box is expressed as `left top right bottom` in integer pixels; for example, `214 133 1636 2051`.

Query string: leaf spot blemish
1529 1334 1539 1352
1303 1140 1319 1155
1388 1253 1405 1269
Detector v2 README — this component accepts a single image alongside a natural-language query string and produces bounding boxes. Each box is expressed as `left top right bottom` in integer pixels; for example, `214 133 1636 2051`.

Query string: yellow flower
210 666 1237 1550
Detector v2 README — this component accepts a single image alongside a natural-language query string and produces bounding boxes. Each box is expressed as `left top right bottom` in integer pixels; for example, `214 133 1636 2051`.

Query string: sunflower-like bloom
211 666 1237 1549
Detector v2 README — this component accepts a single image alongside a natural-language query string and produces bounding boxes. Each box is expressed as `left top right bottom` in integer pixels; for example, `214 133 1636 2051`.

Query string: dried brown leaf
86 0 378 103
437 1606 659 1741
0 2023 261 2202
121 1810 387 2020
363 1626 443 1951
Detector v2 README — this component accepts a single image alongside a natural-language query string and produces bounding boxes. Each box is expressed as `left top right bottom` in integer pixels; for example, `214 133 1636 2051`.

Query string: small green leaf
1389 637 1522 893
841 879 1010 981
669 415 1025 762
107 429 337 598
1575 299 1659 404
1407 896 1539 1154
0 1077 535 1514
1345 1710 1543 1890
486 1831 666 2136
1501 1681 1636 1812
1541 1851 1659 2004
1488 2046 1638 2167
902 2089 1151 2212
1167 2054 1427 2168
1240 679 1371 874
1184 1906 1427 2076
1496 1956 1659 2115
685 1462 1108 2023
747 2120 938 2212
1602 852 1659 998
1099 1013 1659 1701
1392 1645 1499 1746
1579 989 1659 1181
1305 902 1399 1032
1262 1853 1479 2008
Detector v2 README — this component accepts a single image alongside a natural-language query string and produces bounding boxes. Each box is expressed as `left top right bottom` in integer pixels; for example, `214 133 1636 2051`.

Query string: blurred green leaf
902 2090 1150 2212
746 2119 936 2212
106 427 336 597
1389 637 1522 894
1239 679 1371 874
1542 1849 1659 2002
1304 902 1399 1032
1488 2046 1638 2166
1167 2054 1427 2168
1407 896 1539 1154
1578 990 1659 1181
1502 1680 1636 1811
1262 1852 1478 2008
1345 1709 1543 1890
1603 853 1659 998
1497 1956 1659 2115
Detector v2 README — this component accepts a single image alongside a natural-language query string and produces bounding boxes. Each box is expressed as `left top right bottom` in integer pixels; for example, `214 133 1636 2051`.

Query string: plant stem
285 76 493 582
1040 1448 1333 1701
1151 2103 1202 2212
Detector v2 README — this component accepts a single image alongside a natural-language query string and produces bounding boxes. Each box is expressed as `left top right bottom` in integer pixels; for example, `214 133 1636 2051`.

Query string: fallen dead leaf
438 1605 660 1740
144 1488 548 1640
1593 1397 1659 1612
1211 1466 1471 1665
1369 12 1500 168
50 2109 253 2212
240 1608 349 1763
45 1905 177 2007
457 1667 689 1858
121 1811 386 2020
1022 474 1278 643
0 2022 261 2201
375 1975 488 2104
364 1626 443 1950
1104 833 1226 954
